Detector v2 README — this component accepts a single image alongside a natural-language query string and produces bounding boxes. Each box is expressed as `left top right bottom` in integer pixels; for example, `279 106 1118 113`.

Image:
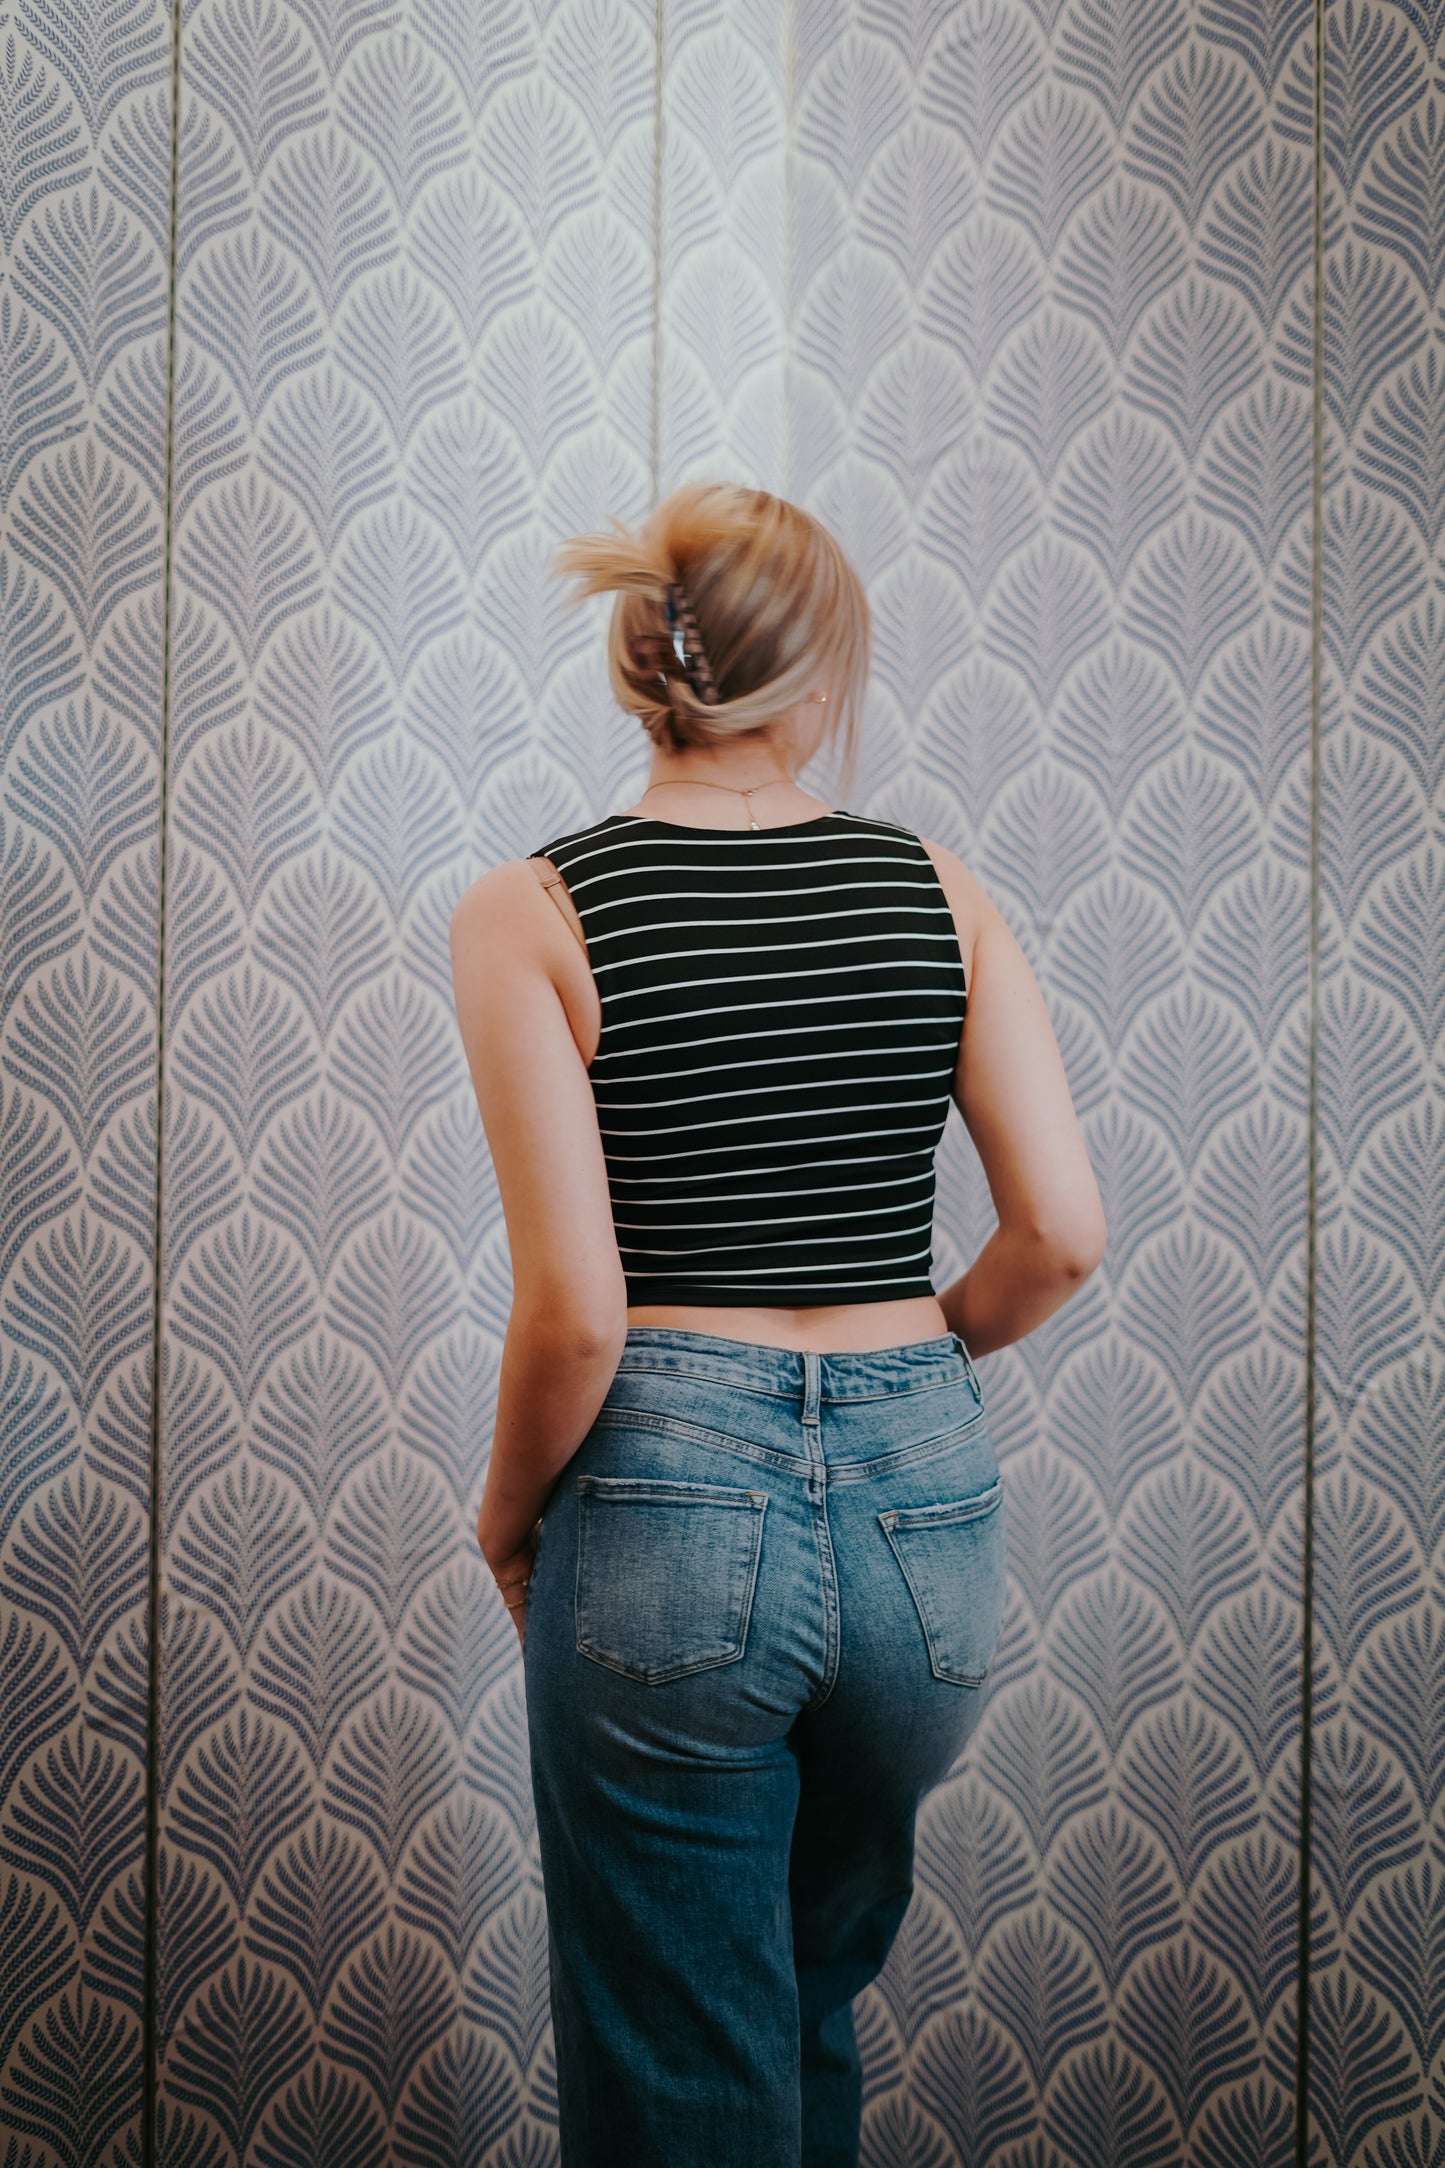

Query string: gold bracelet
504 1593 528 1611
495 1574 529 1591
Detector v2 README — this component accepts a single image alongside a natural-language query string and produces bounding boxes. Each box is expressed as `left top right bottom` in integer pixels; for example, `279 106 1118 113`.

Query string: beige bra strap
529 857 590 959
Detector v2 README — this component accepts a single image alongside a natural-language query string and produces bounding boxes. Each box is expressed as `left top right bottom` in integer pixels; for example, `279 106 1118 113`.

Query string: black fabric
529 811 968 1307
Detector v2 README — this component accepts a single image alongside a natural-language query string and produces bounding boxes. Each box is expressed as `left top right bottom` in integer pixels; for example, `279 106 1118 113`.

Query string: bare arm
449 862 628 1616
921 840 1107 1358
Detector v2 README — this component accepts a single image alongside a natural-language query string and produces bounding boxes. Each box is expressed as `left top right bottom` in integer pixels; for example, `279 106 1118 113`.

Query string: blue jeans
522 1325 1007 2168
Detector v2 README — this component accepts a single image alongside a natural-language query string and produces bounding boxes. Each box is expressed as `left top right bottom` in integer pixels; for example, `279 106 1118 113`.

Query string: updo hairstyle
554 482 871 799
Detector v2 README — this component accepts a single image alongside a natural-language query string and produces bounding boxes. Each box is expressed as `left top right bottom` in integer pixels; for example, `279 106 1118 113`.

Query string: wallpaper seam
140 0 186 2152
1295 0 1327 2154
781 0 796 506
650 0 665 506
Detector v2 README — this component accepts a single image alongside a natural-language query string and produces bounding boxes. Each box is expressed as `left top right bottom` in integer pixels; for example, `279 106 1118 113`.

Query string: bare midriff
624 1296 950 1356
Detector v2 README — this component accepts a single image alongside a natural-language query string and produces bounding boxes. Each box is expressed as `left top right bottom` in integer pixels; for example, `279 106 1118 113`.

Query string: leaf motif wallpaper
156 4 663 2160
0 0 1440 2162
1310 6 1444 2160
0 0 171 2154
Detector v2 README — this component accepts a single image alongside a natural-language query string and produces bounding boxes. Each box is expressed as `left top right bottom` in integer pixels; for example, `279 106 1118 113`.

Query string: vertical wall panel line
1296 0 1327 2156
781 0 795 506
140 0 185 2152
650 0 665 505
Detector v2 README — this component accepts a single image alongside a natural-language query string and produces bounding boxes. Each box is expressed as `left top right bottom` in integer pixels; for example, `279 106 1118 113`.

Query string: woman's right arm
449 864 630 1608
922 840 1107 1358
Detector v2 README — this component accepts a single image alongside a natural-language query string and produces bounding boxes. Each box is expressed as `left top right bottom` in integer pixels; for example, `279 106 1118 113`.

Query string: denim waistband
613 1325 983 1408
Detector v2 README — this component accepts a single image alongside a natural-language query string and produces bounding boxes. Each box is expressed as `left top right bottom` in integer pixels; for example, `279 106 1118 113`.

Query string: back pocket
575 1475 768 1684
880 1477 1006 1686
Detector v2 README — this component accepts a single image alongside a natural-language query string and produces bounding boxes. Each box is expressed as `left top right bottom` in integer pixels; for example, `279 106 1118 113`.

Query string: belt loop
802 1349 821 1425
952 1331 983 1407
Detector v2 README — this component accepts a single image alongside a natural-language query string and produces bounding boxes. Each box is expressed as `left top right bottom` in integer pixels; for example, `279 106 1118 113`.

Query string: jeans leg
789 1468 999 2168
524 1464 811 2168
788 1710 923 2168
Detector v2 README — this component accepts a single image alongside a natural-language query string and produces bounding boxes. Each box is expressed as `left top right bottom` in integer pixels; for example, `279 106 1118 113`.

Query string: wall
154 3 662 2158
787 3 1317 2158
153 0 785 2158
0 0 1439 2162
0 0 171 2152
1312 3 1444 2157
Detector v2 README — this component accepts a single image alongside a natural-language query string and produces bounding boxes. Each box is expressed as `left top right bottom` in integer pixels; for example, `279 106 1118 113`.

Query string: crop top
528 810 969 1307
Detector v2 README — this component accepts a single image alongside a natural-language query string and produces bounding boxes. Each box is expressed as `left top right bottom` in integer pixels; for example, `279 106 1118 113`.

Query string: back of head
554 482 871 801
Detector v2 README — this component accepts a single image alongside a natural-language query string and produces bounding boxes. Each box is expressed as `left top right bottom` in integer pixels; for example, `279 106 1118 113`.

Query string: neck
636 737 836 828
643 755 796 797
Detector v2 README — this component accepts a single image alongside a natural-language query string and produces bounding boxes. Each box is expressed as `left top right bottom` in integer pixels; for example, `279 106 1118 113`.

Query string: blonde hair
554 482 871 801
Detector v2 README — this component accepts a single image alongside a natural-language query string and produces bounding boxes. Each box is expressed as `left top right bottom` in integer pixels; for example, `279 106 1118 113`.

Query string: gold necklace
637 778 796 833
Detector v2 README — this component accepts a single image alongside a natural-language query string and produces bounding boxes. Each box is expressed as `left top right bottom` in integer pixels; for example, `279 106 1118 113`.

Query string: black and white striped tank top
529 810 968 1307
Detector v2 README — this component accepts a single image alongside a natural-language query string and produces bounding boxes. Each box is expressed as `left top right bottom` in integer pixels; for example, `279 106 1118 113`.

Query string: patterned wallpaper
0 0 171 2153
1311 3 1444 2159
154 1 659 2159
0 0 1439 2163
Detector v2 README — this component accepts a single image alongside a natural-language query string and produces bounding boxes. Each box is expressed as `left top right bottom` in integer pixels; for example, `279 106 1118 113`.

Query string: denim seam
611 1366 793 1403
878 1479 1003 1530
612 1360 974 1408
825 1414 990 1486
802 1357 841 1710
820 1376 973 1406
575 1474 762 1505
592 1402 987 1482
593 1407 822 1474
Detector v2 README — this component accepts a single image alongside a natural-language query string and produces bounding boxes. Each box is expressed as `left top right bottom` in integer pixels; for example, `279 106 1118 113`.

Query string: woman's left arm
449 861 629 1620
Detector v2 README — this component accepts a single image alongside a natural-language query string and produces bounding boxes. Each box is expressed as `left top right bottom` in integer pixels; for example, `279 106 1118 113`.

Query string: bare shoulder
449 858 548 948
915 834 1000 978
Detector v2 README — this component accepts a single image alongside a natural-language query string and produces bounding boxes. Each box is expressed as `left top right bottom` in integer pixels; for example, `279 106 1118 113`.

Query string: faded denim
523 1325 1008 2168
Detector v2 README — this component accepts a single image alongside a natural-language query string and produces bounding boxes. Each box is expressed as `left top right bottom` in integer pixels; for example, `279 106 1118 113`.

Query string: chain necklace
636 777 798 833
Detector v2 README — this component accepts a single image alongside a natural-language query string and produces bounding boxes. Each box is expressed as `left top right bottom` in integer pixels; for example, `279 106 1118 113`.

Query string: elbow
510 1292 629 1368
567 1312 631 1367
1052 1214 1108 1283
1030 1201 1107 1284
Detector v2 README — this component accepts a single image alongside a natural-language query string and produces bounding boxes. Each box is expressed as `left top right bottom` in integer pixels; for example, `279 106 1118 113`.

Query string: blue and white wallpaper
156 2 659 2159
0 0 171 2154
1311 3 1444 2157
0 0 1439 2161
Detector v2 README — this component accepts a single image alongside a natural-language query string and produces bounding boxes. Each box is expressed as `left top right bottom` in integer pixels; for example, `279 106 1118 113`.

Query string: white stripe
614 1195 931 1232
595 1068 947 1112
608 1150 936 1186
561 846 925 892
626 1248 936 1278
584 907 956 948
601 1119 946 1162
602 962 965 1009
600 1096 947 1141
591 1016 963 1067
575 881 943 919
610 1170 932 1205
576 875 948 910
617 1219 934 1258
596 932 961 971
593 1038 959 1087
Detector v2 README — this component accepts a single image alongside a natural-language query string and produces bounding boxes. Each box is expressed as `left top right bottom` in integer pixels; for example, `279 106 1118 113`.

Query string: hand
479 1516 539 1645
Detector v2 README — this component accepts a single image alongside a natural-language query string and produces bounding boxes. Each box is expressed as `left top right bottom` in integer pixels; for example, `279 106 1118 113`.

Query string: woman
449 482 1105 2167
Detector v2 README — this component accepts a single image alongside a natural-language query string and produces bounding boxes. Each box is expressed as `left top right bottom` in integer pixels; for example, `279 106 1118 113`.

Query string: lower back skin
623 1295 950 1355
